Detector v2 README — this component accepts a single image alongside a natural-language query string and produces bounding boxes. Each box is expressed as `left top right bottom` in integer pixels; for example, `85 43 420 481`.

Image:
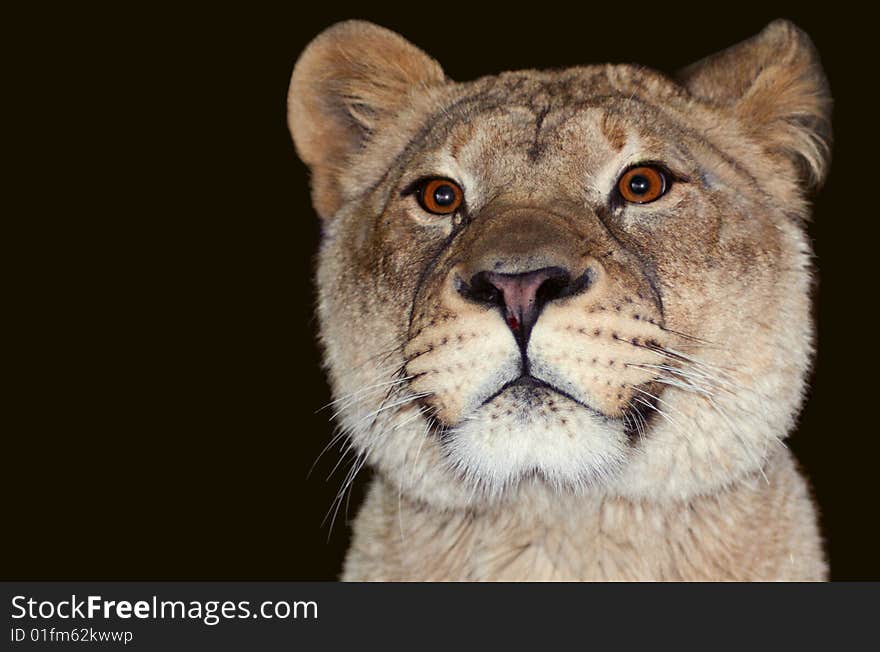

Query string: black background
7 3 876 580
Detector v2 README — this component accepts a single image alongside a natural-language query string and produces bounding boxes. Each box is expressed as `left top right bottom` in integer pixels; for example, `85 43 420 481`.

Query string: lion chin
443 381 630 498
289 19 831 580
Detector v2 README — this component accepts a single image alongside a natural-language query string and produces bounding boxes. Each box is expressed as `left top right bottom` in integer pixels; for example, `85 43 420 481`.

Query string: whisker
645 343 737 375
317 375 417 414
307 425 351 478
628 362 739 397
655 325 719 347
325 433 360 481
629 385 691 427
357 392 434 424
653 376 714 397
632 395 685 432
324 449 369 538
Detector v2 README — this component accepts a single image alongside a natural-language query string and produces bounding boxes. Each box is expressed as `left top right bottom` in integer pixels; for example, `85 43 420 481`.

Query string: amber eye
418 178 464 215
617 166 668 204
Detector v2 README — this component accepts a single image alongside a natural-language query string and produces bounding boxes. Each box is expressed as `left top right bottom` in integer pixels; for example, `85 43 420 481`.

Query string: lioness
288 19 830 580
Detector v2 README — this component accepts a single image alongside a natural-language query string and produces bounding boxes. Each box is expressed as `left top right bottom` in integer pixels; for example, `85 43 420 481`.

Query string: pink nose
484 269 565 332
457 266 594 345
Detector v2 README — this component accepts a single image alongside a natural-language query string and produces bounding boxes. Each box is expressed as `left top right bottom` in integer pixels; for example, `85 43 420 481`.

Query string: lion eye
617 165 668 204
418 178 464 215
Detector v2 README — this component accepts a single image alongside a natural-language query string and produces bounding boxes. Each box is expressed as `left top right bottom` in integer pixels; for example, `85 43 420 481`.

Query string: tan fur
345 452 822 581
287 20 831 581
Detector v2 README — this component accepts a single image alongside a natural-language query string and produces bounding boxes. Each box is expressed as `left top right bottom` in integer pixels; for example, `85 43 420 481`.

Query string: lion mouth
480 374 606 417
478 373 661 440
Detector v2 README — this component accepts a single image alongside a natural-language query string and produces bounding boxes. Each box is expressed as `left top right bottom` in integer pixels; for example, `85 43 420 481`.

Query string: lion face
289 20 830 508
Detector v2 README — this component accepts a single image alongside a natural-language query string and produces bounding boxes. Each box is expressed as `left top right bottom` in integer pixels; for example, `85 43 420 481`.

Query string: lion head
288 20 830 510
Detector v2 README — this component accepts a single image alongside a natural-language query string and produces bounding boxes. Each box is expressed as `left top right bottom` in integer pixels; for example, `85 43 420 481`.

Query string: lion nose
457 266 593 345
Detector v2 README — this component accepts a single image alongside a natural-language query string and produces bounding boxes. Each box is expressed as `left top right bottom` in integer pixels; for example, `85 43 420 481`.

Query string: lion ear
287 20 446 219
678 19 832 189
